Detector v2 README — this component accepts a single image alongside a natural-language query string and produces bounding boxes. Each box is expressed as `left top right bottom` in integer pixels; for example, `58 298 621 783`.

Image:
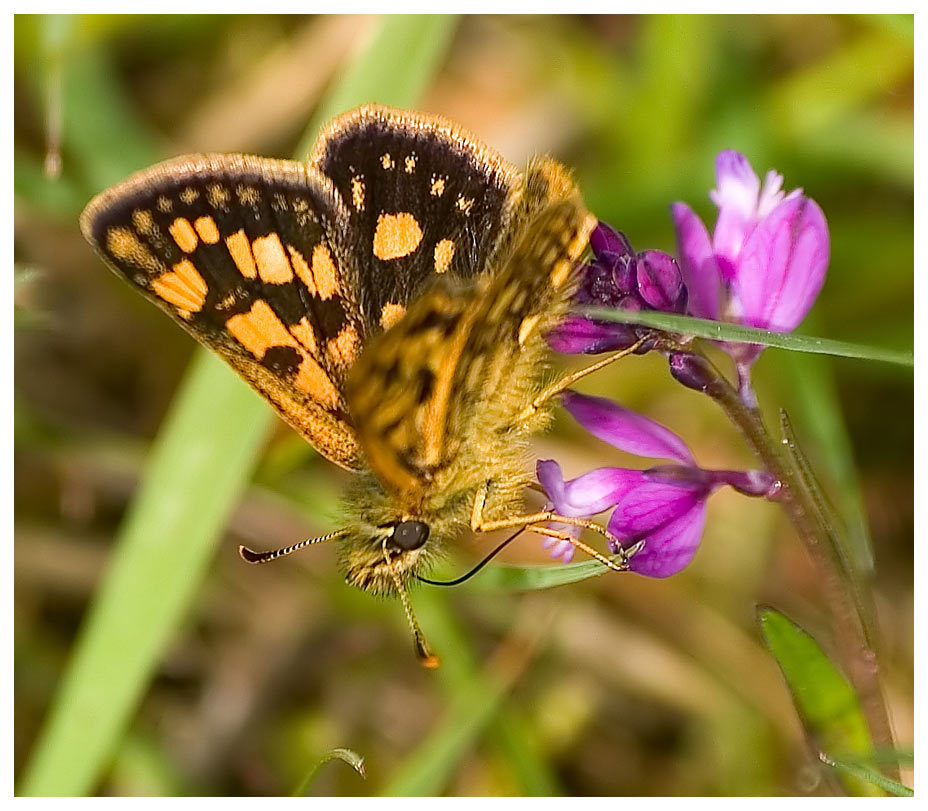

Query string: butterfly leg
469 483 636 573
519 338 647 422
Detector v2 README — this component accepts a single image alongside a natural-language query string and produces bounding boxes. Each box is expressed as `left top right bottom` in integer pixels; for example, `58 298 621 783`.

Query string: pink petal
710 150 761 268
608 480 703 536
624 502 707 578
536 459 642 517
562 392 695 464
732 196 829 331
671 202 721 320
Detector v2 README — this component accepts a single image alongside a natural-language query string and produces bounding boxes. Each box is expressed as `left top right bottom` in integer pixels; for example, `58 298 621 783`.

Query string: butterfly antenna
416 528 525 587
239 529 347 565
382 540 439 669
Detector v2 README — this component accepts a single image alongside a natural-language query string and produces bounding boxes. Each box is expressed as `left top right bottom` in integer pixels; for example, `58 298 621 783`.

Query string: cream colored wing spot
207 184 230 208
179 187 199 204
430 176 446 197
434 239 455 273
106 227 163 274
328 323 361 367
156 196 173 213
311 244 340 299
381 153 394 170
169 217 198 253
456 196 474 214
152 259 207 315
131 209 157 238
372 213 423 260
225 229 257 279
194 216 220 244
380 302 406 330
252 233 294 284
236 186 260 206
404 154 416 173
351 176 365 211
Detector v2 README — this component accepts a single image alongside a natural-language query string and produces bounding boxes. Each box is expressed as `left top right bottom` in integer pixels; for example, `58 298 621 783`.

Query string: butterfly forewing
311 106 522 329
81 154 364 470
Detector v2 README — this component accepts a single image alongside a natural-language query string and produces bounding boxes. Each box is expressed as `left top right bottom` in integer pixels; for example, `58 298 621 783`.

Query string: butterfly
81 105 637 665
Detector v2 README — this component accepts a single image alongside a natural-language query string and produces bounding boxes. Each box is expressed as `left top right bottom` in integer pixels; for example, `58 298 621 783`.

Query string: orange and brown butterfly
81 104 632 665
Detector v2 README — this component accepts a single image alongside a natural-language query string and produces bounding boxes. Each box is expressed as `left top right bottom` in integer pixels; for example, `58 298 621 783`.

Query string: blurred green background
14 14 912 796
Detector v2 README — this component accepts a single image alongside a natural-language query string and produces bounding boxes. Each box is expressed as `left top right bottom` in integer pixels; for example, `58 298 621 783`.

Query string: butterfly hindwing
311 105 523 330
81 154 364 470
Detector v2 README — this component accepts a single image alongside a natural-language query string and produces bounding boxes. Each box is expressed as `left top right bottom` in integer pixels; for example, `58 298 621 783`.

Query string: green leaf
580 307 913 366
19 14 459 797
467 559 614 591
820 753 913 797
758 607 878 796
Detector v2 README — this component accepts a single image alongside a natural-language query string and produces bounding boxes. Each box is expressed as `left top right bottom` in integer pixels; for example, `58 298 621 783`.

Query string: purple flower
547 222 685 355
672 150 830 367
537 391 775 577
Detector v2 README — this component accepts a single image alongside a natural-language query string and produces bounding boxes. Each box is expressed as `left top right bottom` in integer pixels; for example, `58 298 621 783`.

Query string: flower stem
700 358 897 778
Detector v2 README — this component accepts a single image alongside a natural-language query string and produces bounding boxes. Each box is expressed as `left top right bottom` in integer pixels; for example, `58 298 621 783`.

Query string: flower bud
636 250 687 313
668 352 717 392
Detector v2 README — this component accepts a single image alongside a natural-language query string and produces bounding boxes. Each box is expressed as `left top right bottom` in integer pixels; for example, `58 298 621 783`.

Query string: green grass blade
580 308 914 365
758 607 878 796
18 353 271 796
820 753 912 797
776 351 875 574
19 14 459 797
294 14 458 159
468 559 613 591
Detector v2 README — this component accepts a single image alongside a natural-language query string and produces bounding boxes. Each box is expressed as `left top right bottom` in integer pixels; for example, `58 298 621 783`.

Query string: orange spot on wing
169 217 198 253
226 300 295 358
226 302 340 409
434 239 455 273
373 213 423 260
194 216 220 244
253 233 294 284
380 302 406 330
152 259 207 314
290 317 318 355
294 355 341 408
226 230 256 279
312 244 340 299
328 324 361 367
288 245 316 295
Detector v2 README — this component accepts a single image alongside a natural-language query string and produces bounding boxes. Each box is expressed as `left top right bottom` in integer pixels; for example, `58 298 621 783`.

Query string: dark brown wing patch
311 105 523 327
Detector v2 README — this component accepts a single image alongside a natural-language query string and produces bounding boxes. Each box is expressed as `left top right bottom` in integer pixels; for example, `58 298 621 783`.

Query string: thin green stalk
699 358 897 780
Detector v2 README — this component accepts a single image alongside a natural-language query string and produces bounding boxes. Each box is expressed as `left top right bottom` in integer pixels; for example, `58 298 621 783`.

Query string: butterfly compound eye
391 521 430 551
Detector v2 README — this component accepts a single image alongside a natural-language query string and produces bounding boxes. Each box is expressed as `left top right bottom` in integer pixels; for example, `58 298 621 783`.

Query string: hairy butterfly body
82 105 600 664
